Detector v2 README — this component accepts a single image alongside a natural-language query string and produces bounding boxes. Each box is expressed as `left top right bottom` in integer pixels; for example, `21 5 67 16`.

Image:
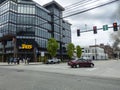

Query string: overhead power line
64 0 91 9
63 0 120 18
39 0 120 26
64 0 100 15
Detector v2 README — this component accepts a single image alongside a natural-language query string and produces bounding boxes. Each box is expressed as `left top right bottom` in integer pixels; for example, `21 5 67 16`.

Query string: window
18 4 35 14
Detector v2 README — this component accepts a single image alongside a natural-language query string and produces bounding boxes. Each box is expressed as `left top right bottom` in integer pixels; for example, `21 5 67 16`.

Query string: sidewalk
0 62 43 66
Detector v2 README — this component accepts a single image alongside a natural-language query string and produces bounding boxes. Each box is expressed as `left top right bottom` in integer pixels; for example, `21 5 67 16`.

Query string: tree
47 38 58 58
76 45 82 58
67 43 75 59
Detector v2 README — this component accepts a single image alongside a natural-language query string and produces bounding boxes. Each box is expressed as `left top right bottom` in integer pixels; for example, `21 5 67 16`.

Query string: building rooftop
43 0 65 11
18 0 32 1
0 0 33 4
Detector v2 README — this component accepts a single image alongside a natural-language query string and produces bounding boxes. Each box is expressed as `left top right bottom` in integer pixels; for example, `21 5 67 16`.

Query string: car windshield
78 58 85 60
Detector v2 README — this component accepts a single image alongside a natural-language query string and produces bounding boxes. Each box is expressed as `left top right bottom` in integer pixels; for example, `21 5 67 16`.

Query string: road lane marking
86 68 97 71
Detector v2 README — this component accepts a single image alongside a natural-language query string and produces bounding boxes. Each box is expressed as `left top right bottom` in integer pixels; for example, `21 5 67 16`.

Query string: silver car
46 58 61 64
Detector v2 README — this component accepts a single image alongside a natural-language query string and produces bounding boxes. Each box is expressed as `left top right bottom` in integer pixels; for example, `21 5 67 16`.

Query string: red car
68 58 94 68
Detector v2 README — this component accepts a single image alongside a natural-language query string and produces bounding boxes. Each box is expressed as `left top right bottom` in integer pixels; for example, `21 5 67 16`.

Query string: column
2 41 7 62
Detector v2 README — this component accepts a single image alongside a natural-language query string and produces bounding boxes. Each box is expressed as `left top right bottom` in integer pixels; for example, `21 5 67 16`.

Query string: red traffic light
93 26 97 34
113 22 117 26
113 22 118 31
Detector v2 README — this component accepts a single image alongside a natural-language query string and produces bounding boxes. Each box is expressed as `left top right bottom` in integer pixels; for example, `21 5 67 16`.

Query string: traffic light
77 29 80 36
93 26 97 34
113 22 118 31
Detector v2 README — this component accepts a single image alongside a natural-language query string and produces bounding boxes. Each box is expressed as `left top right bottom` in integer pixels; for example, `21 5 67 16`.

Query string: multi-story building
99 44 114 59
81 46 108 60
0 0 71 62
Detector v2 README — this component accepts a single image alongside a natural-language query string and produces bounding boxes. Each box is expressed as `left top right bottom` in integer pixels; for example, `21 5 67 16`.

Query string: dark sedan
68 58 94 68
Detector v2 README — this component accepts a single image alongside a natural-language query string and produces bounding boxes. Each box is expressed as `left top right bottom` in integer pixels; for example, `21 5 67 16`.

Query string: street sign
41 52 44 57
103 25 108 31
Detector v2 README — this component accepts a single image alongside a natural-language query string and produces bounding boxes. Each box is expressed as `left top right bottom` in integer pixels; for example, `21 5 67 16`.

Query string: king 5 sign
21 44 32 49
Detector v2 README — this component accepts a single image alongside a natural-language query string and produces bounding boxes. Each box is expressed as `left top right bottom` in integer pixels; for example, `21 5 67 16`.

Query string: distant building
0 0 71 62
99 44 114 59
81 46 108 60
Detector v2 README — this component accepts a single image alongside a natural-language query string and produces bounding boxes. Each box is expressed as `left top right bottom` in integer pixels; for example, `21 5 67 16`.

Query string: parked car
46 58 61 64
68 58 94 68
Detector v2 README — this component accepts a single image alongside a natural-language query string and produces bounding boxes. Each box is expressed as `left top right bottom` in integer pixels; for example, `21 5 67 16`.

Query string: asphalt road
1 60 120 78
0 68 120 90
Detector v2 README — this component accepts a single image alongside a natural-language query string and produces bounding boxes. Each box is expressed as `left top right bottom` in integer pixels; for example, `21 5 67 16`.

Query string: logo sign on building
21 44 32 49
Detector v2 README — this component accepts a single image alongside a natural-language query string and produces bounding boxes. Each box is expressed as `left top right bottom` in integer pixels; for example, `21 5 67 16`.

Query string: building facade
0 0 71 62
99 44 114 59
81 46 108 60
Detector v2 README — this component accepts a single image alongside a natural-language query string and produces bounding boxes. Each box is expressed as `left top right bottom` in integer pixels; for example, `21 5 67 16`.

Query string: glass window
54 8 60 17
18 4 35 14
10 1 17 12
17 15 35 25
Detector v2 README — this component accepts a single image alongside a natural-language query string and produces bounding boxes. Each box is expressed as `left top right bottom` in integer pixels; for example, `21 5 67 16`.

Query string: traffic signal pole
95 39 97 60
79 26 117 34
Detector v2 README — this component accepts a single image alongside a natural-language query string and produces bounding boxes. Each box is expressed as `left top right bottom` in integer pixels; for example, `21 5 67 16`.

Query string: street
0 67 120 90
0 60 120 90
1 60 120 78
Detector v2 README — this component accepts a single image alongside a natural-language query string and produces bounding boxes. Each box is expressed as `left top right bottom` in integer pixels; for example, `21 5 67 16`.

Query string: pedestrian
25 57 27 64
17 57 20 65
10 57 13 64
14 57 17 64
24 57 28 64
27 57 30 64
7 58 10 64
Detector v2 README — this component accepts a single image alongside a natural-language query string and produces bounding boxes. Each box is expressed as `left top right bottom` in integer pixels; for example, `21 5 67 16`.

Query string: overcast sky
33 0 120 47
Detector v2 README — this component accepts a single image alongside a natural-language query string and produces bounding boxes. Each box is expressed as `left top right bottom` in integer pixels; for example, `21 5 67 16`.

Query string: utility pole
95 39 97 60
85 24 87 31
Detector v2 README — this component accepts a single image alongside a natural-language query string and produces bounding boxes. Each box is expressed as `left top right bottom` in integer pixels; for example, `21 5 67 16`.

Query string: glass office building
0 0 71 62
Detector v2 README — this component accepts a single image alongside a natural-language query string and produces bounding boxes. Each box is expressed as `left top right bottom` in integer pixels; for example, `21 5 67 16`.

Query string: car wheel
91 63 94 68
57 61 60 64
76 65 79 68
51 61 53 64
71 65 74 68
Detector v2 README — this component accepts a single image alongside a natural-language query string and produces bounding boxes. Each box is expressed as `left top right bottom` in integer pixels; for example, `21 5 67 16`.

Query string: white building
81 46 108 60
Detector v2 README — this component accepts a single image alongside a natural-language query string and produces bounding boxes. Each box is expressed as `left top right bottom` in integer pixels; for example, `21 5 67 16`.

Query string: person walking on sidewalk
7 58 10 64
